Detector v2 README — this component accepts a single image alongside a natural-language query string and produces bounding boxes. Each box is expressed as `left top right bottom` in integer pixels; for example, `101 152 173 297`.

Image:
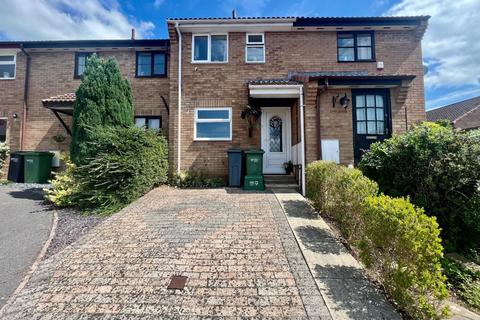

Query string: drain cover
167 276 188 290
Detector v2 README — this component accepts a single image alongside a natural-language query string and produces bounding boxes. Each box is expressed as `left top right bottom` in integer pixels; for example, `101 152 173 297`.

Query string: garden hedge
47 127 168 214
359 122 480 252
306 161 449 319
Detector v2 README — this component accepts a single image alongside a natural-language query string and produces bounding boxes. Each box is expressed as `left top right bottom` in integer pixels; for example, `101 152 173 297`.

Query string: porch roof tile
247 79 302 86
42 93 76 104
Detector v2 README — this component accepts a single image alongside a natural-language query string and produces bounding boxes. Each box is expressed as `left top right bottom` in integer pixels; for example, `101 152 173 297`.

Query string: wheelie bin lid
244 149 264 154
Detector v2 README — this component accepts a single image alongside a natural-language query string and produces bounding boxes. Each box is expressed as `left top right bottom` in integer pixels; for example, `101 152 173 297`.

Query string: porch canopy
42 93 75 135
247 79 306 195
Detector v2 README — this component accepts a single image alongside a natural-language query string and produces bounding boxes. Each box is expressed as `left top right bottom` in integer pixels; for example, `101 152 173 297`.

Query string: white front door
261 107 291 174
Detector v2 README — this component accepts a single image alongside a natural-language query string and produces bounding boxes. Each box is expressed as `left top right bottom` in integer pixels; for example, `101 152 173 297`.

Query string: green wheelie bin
243 149 265 191
23 152 54 183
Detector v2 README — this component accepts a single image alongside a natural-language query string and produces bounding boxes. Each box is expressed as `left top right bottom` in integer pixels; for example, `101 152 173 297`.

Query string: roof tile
427 96 480 122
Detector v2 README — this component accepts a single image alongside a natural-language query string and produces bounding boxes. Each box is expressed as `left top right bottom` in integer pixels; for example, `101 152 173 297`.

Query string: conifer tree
70 54 134 165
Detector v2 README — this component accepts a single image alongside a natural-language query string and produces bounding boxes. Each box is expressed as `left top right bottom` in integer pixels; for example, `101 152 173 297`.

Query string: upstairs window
0 54 16 79
74 52 94 78
246 33 265 63
135 116 162 131
194 108 232 141
337 32 374 62
136 52 167 77
192 34 228 63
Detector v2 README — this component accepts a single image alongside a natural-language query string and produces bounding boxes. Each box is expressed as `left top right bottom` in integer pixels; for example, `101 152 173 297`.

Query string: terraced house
0 15 429 193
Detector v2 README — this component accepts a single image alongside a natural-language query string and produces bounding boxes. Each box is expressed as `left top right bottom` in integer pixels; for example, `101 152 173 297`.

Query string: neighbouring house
0 15 430 193
427 96 480 130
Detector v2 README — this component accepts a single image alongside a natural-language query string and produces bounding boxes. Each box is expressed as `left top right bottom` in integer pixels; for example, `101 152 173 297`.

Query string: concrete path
1 187 333 319
273 189 400 320
0 186 54 308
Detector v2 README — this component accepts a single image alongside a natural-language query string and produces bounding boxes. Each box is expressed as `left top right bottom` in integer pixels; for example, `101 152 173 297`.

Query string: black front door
352 89 391 164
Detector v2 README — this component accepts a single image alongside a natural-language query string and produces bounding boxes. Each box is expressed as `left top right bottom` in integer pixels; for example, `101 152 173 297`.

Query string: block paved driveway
1 187 332 319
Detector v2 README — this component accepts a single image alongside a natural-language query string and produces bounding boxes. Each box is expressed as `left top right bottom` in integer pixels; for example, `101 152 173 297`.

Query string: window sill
135 75 168 78
191 61 228 64
337 60 376 63
246 61 265 64
0 77 16 80
194 138 232 142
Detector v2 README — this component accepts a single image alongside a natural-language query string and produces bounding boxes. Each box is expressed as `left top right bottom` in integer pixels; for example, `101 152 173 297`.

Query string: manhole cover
167 276 188 290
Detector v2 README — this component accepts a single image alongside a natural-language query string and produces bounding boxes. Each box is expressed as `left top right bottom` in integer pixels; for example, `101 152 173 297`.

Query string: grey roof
247 79 302 86
427 96 480 122
167 16 429 22
289 71 369 77
0 39 169 49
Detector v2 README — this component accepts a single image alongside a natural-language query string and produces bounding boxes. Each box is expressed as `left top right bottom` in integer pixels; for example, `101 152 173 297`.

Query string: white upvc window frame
245 33 265 64
191 33 229 64
194 107 232 141
0 51 16 80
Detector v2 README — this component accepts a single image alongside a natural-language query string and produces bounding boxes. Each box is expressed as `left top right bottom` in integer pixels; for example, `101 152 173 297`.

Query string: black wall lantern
332 93 351 109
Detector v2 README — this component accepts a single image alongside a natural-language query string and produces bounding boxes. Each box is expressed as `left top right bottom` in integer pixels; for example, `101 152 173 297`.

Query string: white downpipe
299 86 306 196
175 22 182 174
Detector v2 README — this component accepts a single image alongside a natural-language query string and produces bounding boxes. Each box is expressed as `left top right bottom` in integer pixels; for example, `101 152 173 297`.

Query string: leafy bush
358 195 449 319
359 122 480 252
442 258 480 310
74 127 168 214
0 142 8 171
170 169 225 188
71 54 134 166
306 161 449 318
47 127 168 214
44 153 79 207
306 161 378 241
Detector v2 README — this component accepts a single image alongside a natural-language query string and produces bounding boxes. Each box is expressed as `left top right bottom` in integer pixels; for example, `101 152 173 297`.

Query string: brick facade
168 26 427 177
0 48 169 156
1 17 428 180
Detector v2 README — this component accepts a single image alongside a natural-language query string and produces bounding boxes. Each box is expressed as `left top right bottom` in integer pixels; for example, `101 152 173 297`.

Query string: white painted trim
175 22 182 174
246 33 264 45
299 86 306 196
261 107 292 174
245 46 265 64
194 107 232 141
249 87 300 98
191 33 228 64
245 32 265 63
0 52 16 80
171 22 294 33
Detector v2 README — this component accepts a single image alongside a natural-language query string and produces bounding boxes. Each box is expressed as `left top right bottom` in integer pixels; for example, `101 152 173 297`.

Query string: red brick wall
168 26 426 175
0 50 26 152
0 49 169 156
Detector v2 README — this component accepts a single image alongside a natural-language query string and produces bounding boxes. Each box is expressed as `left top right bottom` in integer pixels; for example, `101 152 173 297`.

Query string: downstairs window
194 108 232 141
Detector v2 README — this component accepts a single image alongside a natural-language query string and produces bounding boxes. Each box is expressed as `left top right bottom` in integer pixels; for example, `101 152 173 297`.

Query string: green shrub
71 54 134 166
0 142 8 171
47 127 168 214
306 161 378 241
170 169 225 188
358 195 449 319
442 258 480 310
44 153 79 207
73 127 168 214
359 122 480 252
306 161 449 318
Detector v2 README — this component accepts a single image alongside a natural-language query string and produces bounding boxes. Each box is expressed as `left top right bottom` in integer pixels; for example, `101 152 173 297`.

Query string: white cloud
0 0 155 40
387 0 480 91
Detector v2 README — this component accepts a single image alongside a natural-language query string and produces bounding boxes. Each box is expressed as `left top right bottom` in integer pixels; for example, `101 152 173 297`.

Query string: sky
0 0 479 110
